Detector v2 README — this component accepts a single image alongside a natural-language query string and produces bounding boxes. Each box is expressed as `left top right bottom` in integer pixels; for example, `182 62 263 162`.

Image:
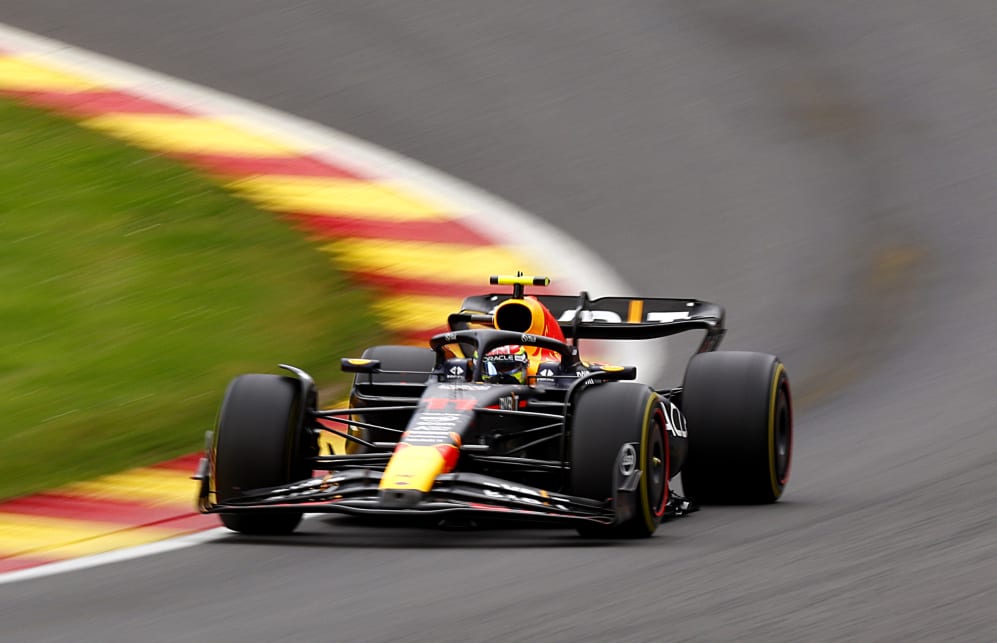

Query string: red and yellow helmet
482 345 530 384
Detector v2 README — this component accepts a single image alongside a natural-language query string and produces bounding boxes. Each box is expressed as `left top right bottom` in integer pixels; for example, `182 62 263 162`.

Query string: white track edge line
0 21 665 583
0 528 230 586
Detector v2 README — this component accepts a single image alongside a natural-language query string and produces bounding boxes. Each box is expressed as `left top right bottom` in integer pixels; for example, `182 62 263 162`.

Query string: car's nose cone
379 489 423 508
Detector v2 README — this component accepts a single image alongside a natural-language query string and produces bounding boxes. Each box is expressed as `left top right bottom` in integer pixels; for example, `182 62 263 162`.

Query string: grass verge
0 97 386 499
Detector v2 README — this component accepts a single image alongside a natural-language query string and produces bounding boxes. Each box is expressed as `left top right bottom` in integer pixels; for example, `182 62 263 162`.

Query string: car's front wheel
213 374 315 535
570 382 669 538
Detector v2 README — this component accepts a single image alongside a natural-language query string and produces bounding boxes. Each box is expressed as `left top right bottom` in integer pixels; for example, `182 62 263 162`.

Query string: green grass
0 97 387 499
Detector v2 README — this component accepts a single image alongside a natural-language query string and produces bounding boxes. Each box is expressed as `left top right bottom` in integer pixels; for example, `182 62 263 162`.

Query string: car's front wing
201 469 621 526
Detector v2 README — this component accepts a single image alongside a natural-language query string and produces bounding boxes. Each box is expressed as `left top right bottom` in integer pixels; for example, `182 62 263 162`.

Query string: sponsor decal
481 480 571 511
483 347 530 383
499 395 516 410
403 412 464 445
558 309 625 323
423 398 477 411
536 367 557 385
261 474 348 502
646 311 691 323
485 344 529 362
662 400 688 438
557 307 691 324
619 443 638 476
437 383 492 391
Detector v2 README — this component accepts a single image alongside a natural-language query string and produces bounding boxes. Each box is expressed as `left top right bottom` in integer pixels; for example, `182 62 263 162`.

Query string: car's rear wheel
681 351 792 504
570 382 669 538
213 374 315 535
348 345 436 452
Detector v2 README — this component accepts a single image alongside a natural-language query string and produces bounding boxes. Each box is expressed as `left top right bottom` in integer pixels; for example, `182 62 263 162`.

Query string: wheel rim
647 415 668 515
773 389 791 485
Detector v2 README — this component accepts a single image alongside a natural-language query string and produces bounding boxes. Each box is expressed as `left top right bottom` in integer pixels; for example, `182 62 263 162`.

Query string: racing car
195 274 792 538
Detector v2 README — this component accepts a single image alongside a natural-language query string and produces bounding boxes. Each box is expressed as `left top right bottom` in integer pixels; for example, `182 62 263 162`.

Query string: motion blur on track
1 2 996 640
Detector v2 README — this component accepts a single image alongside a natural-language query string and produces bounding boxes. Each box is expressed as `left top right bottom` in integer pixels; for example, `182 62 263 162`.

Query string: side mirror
594 364 637 381
340 358 381 374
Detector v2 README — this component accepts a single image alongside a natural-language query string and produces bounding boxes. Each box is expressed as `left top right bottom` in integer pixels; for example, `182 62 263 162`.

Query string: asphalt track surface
2 2 996 640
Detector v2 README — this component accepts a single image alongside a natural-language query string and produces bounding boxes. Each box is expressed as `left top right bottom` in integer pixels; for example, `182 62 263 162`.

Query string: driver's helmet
482 345 530 384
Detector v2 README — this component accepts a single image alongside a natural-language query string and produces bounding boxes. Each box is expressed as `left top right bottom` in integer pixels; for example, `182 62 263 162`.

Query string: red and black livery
196 275 792 538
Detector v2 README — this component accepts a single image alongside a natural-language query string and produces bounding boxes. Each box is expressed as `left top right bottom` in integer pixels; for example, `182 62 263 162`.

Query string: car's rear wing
456 292 726 352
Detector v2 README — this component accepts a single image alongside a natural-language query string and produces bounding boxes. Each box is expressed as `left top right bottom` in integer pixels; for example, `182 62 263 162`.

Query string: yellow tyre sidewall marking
638 393 664 532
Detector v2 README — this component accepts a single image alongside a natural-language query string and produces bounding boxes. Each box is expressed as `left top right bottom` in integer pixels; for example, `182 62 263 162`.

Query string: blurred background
1 1 995 640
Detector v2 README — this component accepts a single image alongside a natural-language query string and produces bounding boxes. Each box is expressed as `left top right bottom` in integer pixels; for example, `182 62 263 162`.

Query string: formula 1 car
196 274 792 538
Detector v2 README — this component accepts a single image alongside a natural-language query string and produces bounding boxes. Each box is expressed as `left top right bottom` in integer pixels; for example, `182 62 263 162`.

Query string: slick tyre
213 374 315 535
570 383 669 538
348 345 436 451
681 351 792 504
